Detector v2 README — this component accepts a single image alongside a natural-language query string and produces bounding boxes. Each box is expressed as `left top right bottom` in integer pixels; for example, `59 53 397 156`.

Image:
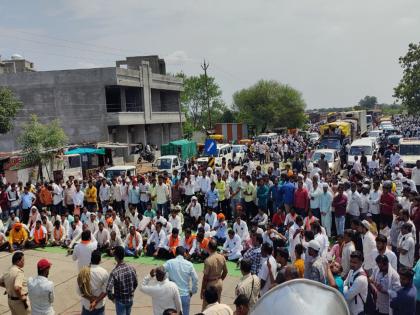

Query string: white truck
341 110 368 136
399 138 420 178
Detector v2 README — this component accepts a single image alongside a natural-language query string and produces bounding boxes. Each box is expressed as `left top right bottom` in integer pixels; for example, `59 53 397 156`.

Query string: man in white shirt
372 234 398 271
94 221 110 252
72 184 85 211
52 180 63 214
398 223 415 268
347 183 362 220
146 222 167 257
352 156 362 175
205 208 217 230
233 217 249 244
140 267 182 315
125 226 143 257
258 243 277 296
368 182 381 228
87 212 99 235
28 259 55 315
72 230 97 271
341 229 356 278
360 220 377 275
371 255 400 315
222 230 243 261
156 176 169 217
138 177 150 213
411 160 420 191
186 196 202 227
99 179 110 213
344 250 368 315
110 178 123 214
169 210 182 231
77 250 109 314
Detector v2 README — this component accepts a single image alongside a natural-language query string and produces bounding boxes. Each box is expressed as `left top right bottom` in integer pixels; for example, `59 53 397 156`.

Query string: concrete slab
0 249 238 315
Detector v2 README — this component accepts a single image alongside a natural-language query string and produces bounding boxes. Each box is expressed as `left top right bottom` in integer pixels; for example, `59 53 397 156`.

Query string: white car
309 132 320 143
311 149 341 174
154 155 183 175
232 145 247 165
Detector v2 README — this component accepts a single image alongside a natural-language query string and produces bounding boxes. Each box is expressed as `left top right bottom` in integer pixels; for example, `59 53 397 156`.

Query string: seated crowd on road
1 115 420 315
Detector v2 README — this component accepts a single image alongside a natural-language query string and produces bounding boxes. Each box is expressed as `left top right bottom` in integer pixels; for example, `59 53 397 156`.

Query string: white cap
361 220 370 230
322 183 329 188
308 240 321 252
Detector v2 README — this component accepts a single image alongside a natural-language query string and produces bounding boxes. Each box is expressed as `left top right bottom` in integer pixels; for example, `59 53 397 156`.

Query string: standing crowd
1 115 420 315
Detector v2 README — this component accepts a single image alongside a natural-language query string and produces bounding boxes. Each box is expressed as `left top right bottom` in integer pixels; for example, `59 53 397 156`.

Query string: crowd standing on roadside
1 115 420 315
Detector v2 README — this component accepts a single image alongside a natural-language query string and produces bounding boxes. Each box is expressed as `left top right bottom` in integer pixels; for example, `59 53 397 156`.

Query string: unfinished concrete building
0 55 184 152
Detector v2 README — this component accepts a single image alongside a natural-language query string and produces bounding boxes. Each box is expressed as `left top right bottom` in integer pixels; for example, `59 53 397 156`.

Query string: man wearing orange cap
8 223 28 252
28 259 54 315
214 213 228 245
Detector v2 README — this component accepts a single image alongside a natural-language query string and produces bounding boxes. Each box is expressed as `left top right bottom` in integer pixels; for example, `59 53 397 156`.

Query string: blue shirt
215 222 228 239
128 187 140 205
205 189 219 208
163 255 198 297
269 184 283 205
21 192 35 209
334 275 344 293
280 182 295 205
257 184 269 207
390 285 417 315
414 260 420 301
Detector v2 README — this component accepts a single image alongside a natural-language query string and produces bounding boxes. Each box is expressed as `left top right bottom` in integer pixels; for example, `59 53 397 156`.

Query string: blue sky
0 0 419 109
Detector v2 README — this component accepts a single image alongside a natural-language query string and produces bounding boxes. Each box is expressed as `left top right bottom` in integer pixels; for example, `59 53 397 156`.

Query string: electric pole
201 59 211 130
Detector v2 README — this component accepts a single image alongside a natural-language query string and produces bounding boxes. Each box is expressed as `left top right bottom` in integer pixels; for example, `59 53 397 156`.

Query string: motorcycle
137 150 155 163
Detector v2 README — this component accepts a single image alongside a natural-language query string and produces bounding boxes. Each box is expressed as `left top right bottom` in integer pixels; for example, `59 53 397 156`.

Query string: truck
214 123 248 143
341 110 368 136
399 138 420 177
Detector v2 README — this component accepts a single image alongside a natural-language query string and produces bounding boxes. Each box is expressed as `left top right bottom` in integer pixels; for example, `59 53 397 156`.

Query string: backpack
352 270 376 315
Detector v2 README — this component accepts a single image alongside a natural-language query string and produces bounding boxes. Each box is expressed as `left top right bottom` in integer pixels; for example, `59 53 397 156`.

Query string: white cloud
164 50 189 65
1 0 419 108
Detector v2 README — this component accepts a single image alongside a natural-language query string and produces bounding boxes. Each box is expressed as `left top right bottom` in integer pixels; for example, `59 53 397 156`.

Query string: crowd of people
1 115 420 315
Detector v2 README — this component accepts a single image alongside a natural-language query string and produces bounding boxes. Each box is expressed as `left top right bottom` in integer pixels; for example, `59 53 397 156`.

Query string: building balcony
106 111 185 126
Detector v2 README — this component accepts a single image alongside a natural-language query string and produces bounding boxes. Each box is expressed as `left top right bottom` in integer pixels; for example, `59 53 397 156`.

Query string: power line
4 29 143 56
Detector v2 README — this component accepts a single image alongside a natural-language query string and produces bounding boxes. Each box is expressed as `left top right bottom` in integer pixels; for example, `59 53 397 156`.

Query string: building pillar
120 86 126 112
141 61 152 122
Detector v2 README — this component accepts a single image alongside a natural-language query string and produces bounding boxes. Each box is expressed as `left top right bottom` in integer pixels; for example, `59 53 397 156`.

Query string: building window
125 87 142 112
106 86 121 112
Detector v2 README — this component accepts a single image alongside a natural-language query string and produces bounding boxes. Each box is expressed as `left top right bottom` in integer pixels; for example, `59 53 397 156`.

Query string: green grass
34 247 242 277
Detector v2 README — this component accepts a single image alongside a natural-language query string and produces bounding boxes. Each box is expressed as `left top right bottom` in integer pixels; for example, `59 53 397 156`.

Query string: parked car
197 143 233 167
154 155 183 175
311 149 341 174
105 165 137 181
232 144 247 165
309 132 320 143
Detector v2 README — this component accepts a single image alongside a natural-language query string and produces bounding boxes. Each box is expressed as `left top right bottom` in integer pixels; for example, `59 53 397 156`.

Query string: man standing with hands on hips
0 252 30 315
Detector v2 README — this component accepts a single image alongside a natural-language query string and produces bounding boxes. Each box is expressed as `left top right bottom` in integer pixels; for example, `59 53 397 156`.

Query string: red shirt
294 188 309 210
272 212 285 227
380 192 395 216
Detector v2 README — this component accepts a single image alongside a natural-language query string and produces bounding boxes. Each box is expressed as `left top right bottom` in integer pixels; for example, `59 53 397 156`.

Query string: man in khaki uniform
0 252 30 315
201 238 228 310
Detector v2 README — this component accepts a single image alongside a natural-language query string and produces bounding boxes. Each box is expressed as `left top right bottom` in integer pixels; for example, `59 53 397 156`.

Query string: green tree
394 42 420 113
178 73 226 131
18 115 67 180
0 87 23 134
219 109 237 123
233 80 306 133
358 95 378 109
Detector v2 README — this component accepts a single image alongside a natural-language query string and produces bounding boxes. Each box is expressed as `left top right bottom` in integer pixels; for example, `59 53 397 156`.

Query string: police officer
0 252 30 315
